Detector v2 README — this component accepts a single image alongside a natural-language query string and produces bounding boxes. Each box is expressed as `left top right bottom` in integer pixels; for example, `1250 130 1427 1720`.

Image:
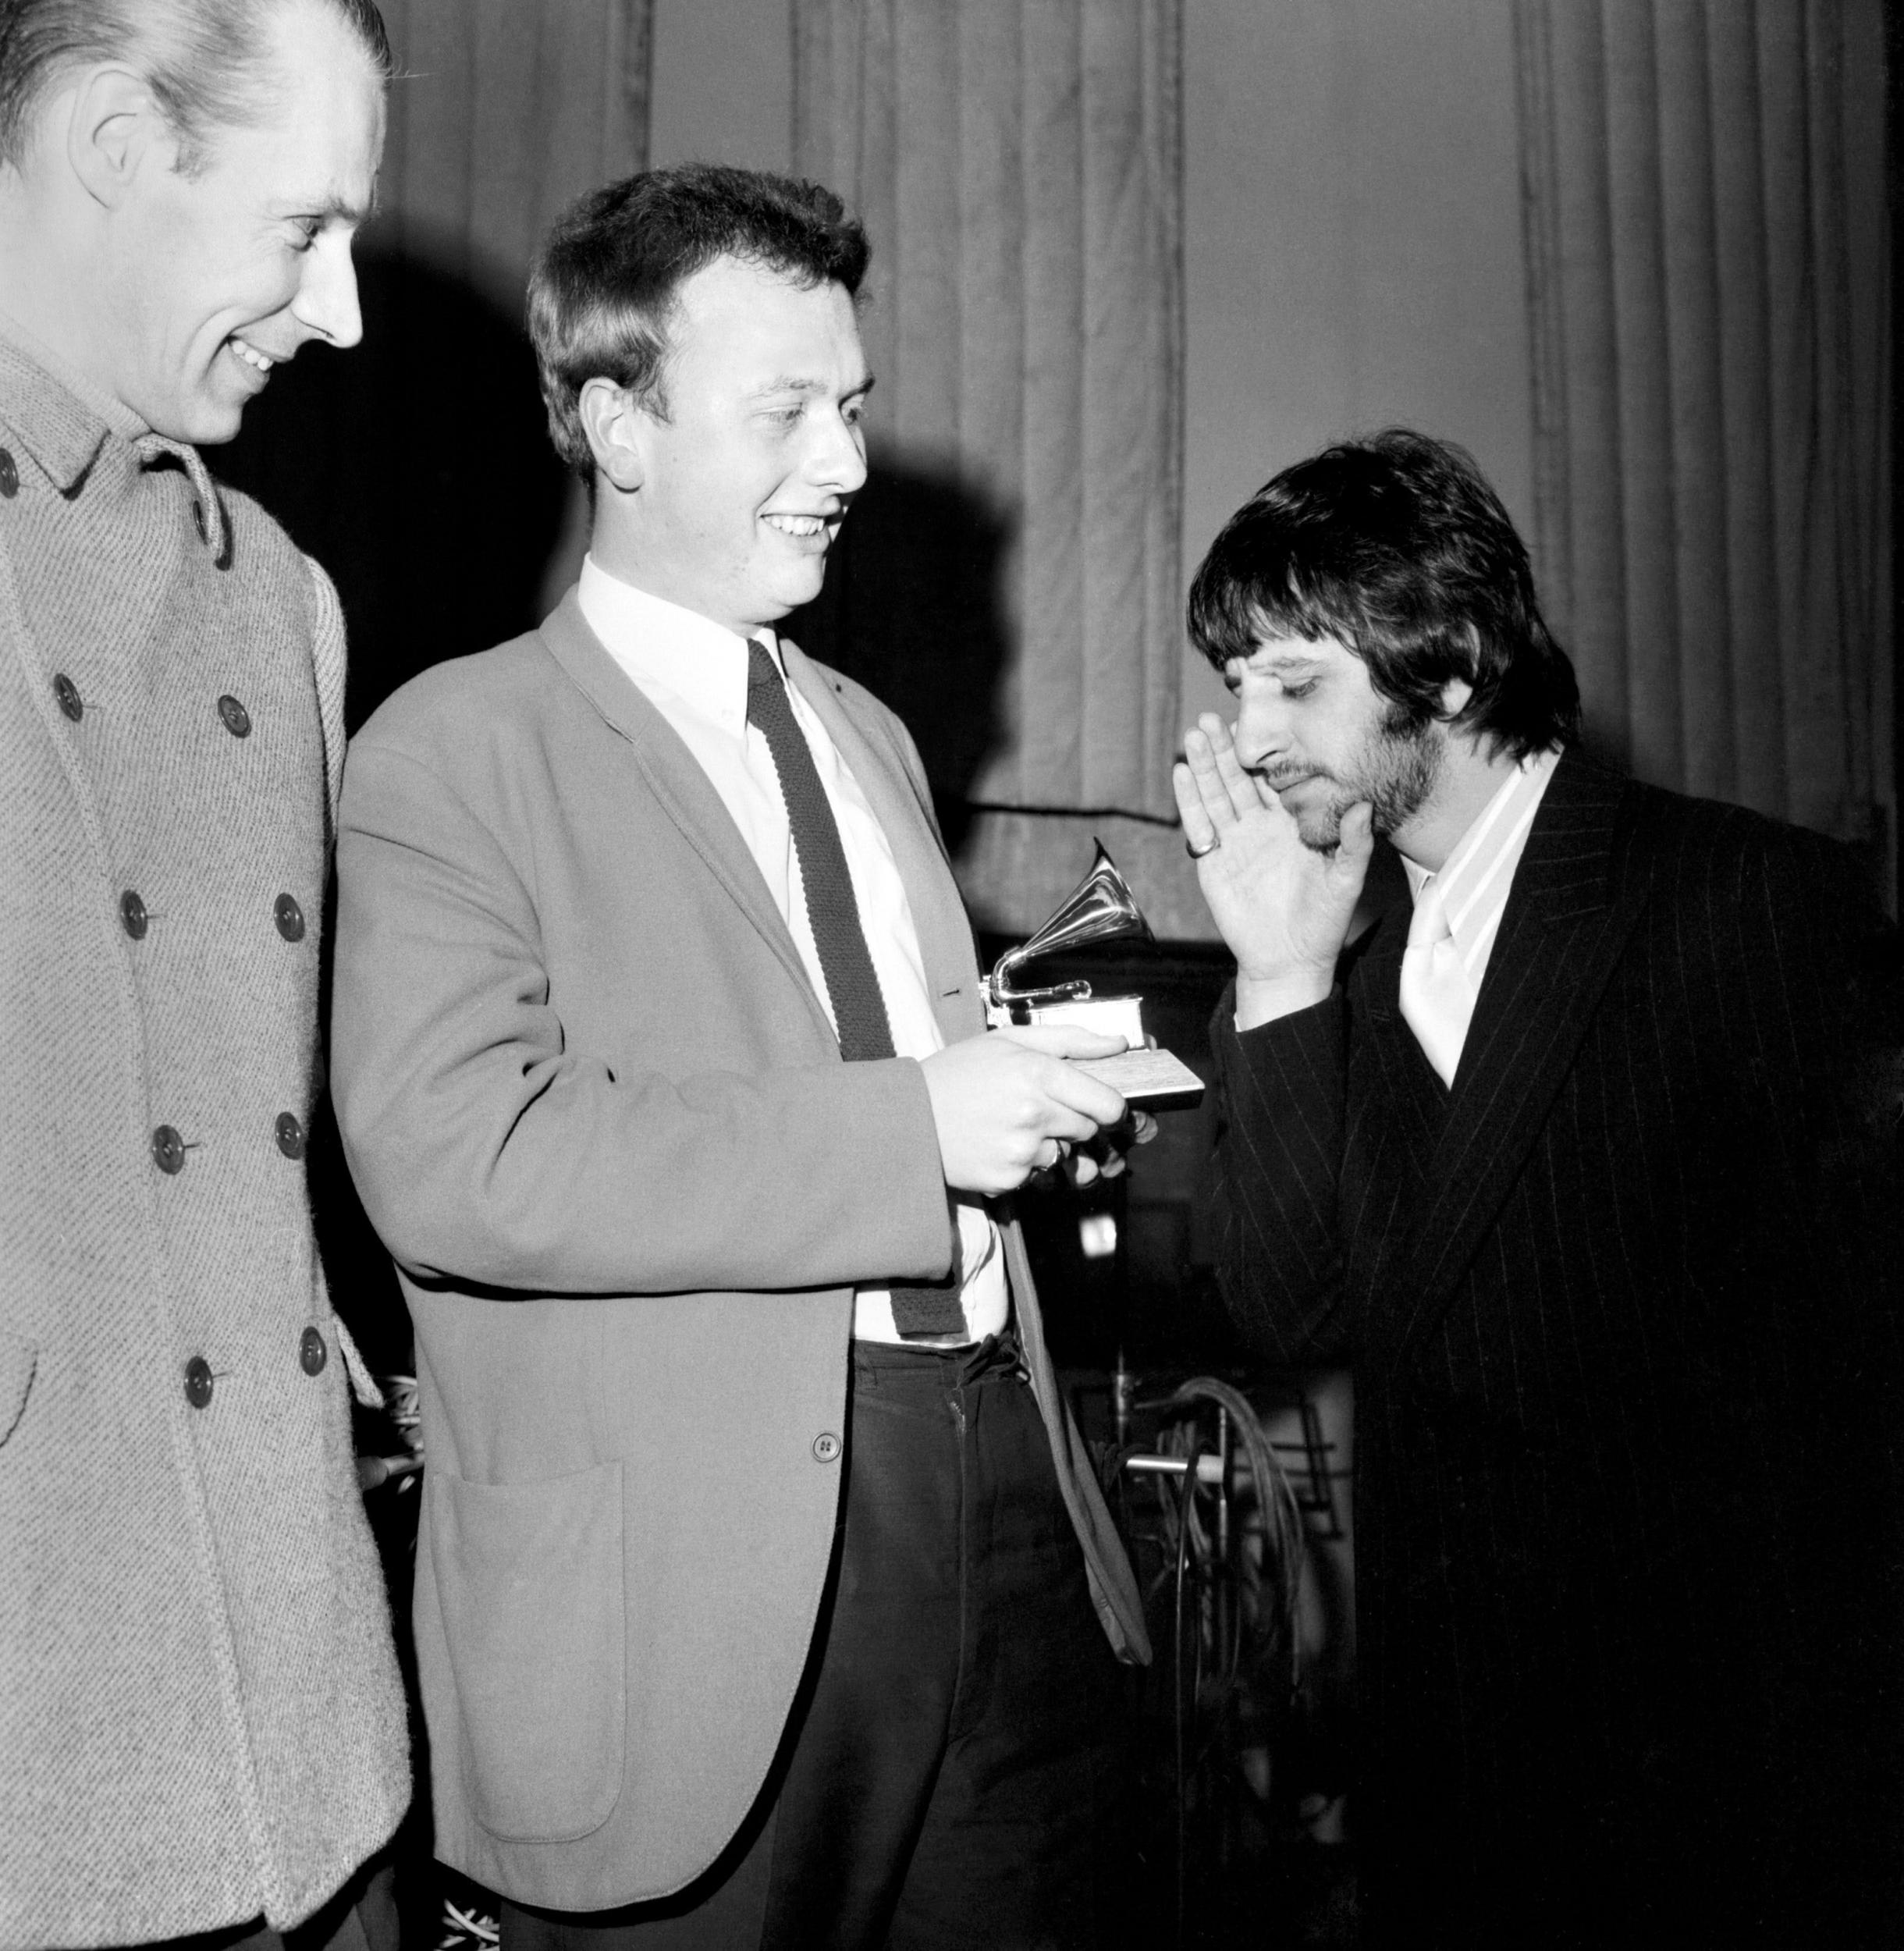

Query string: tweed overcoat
0 343 410 1949
1210 752 1902 1946
330 591 1149 1914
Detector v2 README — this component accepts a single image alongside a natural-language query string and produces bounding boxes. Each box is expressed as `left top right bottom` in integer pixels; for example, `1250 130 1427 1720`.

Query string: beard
1288 704 1443 853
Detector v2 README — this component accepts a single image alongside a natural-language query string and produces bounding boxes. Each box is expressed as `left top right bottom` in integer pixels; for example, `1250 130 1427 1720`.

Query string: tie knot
1408 875 1453 948
746 638 780 691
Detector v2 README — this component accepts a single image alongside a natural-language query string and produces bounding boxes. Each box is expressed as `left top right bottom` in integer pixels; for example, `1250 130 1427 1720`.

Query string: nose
294 233 365 350
807 407 868 498
1232 684 1289 771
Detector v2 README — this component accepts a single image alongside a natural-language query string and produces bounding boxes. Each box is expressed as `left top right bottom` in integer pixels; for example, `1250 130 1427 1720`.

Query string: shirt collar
577 553 784 737
0 311 147 493
1401 745 1562 929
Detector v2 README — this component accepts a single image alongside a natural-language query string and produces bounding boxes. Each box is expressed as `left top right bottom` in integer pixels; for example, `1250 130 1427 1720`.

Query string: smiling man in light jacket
0 5 409 1949
332 162 1150 1951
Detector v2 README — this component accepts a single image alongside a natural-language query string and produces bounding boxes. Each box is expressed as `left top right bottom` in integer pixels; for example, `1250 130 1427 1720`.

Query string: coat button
184 1355 213 1409
217 693 250 737
54 673 81 721
151 1125 185 1174
812 1430 841 1464
274 1111 304 1159
119 890 148 939
273 893 305 942
0 448 17 497
300 1326 327 1376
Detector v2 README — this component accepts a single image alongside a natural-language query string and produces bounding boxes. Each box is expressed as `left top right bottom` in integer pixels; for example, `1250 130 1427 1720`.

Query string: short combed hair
1188 428 1581 759
528 162 871 481
0 0 392 173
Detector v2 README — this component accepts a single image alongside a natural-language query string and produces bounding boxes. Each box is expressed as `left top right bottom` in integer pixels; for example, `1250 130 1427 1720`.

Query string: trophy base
983 992 1204 1109
1071 1046 1205 1110
985 993 1146 1044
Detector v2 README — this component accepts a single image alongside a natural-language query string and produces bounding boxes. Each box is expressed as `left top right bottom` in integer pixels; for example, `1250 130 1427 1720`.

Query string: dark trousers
503 1333 1130 1951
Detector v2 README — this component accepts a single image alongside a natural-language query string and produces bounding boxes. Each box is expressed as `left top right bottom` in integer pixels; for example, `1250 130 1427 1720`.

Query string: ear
1438 623 1481 720
65 66 169 210
577 377 648 496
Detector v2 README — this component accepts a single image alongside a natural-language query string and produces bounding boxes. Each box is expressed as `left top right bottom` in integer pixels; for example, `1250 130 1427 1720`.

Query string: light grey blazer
331 589 1149 1912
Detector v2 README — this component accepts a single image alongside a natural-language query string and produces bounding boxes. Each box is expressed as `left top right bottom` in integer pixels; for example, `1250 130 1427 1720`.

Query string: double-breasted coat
0 342 410 1949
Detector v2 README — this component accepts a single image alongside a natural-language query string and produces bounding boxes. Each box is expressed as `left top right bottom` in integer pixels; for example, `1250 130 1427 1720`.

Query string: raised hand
1174 712 1373 1027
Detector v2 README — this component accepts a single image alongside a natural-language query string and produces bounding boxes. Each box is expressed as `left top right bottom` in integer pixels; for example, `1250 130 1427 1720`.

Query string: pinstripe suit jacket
1211 752 1901 1946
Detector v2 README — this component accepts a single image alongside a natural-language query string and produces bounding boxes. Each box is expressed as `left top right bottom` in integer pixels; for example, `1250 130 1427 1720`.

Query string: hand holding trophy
983 843 1204 1110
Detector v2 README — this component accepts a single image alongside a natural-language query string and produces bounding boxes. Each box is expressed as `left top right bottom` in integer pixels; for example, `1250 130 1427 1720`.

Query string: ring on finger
1186 832 1222 859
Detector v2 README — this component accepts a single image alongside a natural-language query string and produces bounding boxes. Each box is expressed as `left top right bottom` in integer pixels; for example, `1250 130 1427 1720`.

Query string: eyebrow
272 188 379 228
1239 648 1322 673
749 373 877 400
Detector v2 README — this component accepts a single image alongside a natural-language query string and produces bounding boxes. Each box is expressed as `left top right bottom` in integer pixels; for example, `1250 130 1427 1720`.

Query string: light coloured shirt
577 554 1004 1345
1398 745 1563 1070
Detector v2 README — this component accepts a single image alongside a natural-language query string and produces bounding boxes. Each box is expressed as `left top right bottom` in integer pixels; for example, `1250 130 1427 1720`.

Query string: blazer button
53 673 81 721
0 447 17 497
300 1326 328 1376
119 890 148 939
151 1125 186 1174
184 1356 213 1409
217 693 250 738
274 1111 304 1159
273 892 305 942
812 1430 841 1464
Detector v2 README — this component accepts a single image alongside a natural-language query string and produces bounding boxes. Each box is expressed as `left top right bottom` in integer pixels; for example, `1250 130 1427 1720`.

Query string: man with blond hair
0 5 409 1947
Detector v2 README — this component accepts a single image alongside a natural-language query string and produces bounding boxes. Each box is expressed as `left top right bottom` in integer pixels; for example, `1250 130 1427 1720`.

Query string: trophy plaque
983 843 1204 1109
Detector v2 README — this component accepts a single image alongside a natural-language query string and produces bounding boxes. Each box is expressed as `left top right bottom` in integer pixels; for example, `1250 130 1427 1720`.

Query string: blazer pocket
434 1459 626 1843
0 1332 36 1448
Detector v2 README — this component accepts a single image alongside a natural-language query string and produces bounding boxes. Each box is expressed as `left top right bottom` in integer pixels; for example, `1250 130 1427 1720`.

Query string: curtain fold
1513 0 1892 877
791 0 1184 871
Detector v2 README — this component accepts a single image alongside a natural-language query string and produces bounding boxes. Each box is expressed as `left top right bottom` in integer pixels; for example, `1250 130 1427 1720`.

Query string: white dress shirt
1398 744 1562 1079
577 554 1005 1344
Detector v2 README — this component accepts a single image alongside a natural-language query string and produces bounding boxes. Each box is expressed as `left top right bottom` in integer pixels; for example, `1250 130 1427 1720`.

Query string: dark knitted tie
746 641 964 1337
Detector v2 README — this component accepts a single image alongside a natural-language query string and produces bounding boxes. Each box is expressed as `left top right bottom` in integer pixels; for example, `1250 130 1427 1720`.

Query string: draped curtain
790 0 1185 927
1512 0 1892 876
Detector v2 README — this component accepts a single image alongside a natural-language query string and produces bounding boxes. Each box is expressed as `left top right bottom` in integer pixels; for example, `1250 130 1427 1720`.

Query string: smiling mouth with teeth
762 514 828 538
229 336 277 374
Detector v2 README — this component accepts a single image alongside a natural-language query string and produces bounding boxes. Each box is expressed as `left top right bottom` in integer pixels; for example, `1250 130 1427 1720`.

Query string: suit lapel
783 640 985 1044
1384 755 1652 1354
538 591 828 1033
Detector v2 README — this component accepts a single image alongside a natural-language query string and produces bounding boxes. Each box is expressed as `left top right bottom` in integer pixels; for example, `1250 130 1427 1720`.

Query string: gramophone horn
990 841 1153 1001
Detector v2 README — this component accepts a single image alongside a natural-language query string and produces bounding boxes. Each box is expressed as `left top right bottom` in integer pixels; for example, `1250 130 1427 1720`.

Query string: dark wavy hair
0 0 392 175
528 162 871 482
1188 428 1581 759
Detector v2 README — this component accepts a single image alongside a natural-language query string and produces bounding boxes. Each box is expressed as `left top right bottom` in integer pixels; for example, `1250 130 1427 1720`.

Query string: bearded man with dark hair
1177 429 1902 1946
0 5 407 1947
